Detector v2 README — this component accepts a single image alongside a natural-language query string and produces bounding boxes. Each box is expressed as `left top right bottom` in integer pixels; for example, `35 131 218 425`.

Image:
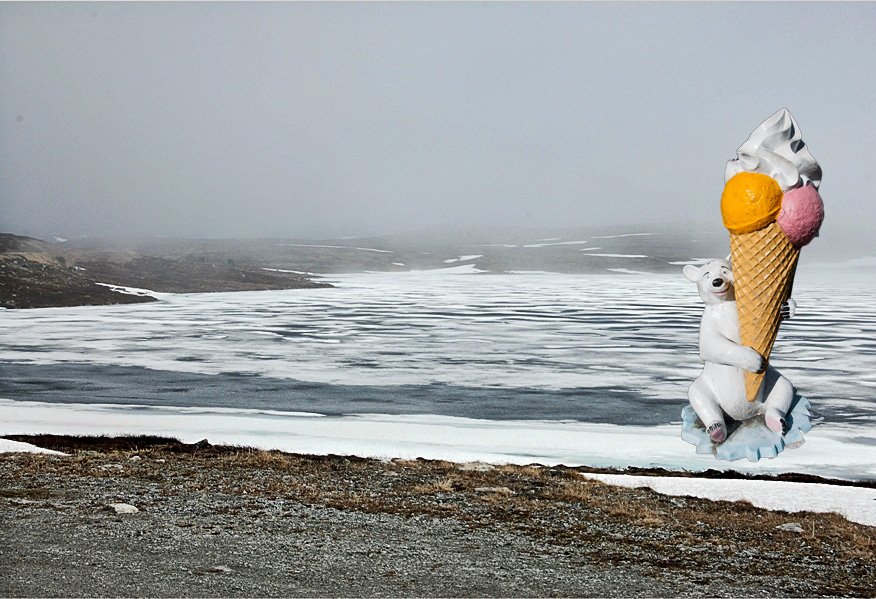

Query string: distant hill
0 233 56 254
56 223 731 276
5 221 861 308
0 233 331 309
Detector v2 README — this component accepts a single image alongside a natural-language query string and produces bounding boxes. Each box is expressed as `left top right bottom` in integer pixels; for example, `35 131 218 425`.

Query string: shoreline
4 433 876 490
2 434 874 597
4 397 875 485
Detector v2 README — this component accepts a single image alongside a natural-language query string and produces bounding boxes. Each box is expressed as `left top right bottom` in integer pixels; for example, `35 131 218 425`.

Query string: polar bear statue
684 258 796 443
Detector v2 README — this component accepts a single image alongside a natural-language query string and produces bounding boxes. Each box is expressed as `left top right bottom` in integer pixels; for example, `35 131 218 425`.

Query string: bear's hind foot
706 422 727 444
765 408 788 435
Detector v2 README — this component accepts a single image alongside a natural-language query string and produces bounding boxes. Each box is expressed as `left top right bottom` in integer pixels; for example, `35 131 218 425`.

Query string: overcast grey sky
1 2 874 240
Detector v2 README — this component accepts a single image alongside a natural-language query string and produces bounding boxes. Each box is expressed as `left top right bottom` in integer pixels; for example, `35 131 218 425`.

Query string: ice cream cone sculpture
721 109 824 402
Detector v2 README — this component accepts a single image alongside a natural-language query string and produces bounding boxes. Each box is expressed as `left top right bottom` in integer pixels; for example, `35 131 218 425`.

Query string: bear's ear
683 264 700 283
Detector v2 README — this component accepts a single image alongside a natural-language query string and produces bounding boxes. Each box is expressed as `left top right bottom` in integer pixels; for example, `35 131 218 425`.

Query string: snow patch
3 398 875 480
668 259 713 266
0 438 66 455
581 473 876 528
262 268 316 275
443 255 483 263
591 233 655 239
586 254 649 259
277 244 393 254
607 268 650 275
415 264 488 274
506 270 558 275
523 241 590 248
95 283 161 298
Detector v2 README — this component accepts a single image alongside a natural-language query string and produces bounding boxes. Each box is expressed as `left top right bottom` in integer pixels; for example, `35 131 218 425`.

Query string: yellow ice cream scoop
720 172 783 235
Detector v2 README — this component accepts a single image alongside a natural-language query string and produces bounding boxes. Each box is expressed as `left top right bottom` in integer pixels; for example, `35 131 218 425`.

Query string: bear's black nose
711 278 724 288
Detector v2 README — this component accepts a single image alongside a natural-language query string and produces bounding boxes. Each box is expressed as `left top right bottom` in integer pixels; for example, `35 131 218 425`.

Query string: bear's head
684 258 735 305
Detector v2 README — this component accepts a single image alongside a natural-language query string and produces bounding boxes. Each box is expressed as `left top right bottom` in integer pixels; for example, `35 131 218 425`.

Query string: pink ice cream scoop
777 184 824 247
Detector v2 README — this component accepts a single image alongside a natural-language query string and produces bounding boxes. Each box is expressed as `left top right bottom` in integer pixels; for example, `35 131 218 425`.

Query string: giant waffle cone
729 221 800 402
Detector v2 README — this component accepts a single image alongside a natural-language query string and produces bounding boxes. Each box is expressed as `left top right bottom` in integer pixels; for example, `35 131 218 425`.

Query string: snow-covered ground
591 233 656 239
443 254 483 263
262 268 318 276
0 438 65 455
580 473 876 527
276 244 393 254
94 283 164 298
523 240 591 248
583 253 649 258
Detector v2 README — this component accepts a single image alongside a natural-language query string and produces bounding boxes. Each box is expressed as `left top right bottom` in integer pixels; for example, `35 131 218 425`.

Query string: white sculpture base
681 395 812 462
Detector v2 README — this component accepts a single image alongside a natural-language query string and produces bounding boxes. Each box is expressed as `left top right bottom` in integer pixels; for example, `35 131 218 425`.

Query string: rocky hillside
0 234 331 309
0 235 153 309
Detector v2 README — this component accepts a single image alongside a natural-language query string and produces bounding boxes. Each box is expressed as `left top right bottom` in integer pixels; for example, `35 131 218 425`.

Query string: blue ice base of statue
681 395 812 462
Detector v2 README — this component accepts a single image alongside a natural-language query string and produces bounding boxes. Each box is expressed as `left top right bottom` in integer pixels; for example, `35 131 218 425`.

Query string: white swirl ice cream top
724 108 822 192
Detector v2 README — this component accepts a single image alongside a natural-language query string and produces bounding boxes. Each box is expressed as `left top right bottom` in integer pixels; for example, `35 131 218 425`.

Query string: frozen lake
2 266 875 478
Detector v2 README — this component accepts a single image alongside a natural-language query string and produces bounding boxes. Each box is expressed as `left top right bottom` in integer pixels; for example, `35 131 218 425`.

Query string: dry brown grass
545 478 596 502
498 464 542 477
849 531 875 559
411 477 457 495
607 502 666 527
215 448 292 469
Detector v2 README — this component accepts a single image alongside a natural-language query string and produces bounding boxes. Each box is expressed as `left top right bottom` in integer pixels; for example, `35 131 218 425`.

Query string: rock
106 503 139 515
545 469 569 478
474 486 514 496
204 565 232 574
97 464 124 472
9 498 36 506
192 439 211 449
458 462 495 472
776 522 804 533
